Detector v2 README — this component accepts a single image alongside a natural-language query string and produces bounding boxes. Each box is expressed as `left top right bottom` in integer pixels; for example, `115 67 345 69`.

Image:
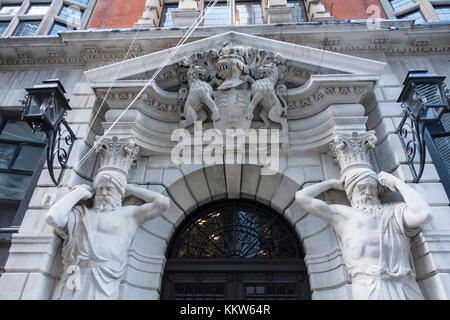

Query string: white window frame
0 0 97 37
380 0 450 22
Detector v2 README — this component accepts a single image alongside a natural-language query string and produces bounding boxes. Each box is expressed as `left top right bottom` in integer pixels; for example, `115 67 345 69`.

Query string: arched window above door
168 199 303 259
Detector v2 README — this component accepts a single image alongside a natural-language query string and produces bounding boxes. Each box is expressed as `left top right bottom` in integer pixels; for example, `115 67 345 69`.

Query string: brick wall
87 0 387 28
322 0 387 20
87 0 146 29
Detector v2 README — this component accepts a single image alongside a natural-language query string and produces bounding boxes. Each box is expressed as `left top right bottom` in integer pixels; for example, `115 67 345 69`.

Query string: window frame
0 0 97 37
0 113 47 230
379 0 449 22
159 0 308 27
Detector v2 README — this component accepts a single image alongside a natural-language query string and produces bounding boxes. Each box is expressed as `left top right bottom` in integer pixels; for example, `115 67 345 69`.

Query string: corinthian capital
329 131 377 174
95 136 140 177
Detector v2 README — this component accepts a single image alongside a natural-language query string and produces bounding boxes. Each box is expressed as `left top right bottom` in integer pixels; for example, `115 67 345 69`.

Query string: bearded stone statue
46 137 170 300
295 132 432 300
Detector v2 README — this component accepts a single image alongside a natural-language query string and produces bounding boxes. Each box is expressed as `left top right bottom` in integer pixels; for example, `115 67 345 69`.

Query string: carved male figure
295 168 432 299
46 138 170 299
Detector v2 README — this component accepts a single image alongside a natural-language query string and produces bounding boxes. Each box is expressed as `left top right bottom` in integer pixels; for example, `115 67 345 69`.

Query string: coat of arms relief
177 42 289 145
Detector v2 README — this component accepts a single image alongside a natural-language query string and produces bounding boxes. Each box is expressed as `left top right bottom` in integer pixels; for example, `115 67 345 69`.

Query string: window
11 20 41 36
0 115 46 276
162 199 310 300
160 1 306 27
235 3 263 25
398 9 425 23
170 200 302 259
0 22 8 36
160 4 177 27
203 3 230 26
287 1 308 23
0 5 21 16
382 0 448 22
49 22 69 35
59 5 83 22
389 0 415 11
435 6 450 21
71 0 89 6
203 2 264 26
25 4 50 15
0 1 92 37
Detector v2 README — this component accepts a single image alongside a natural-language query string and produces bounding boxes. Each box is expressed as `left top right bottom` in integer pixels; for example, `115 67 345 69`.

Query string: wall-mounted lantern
397 69 449 183
21 79 76 186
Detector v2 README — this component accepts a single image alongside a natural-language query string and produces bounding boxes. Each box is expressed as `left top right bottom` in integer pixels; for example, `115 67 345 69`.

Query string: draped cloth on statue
52 205 127 300
341 203 424 300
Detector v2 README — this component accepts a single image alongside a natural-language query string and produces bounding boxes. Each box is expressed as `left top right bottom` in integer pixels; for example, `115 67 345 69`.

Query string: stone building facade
0 0 449 300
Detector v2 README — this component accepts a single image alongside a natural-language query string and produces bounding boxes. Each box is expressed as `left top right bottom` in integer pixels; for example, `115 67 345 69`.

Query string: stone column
172 0 201 27
135 0 164 28
264 0 294 24
305 0 333 21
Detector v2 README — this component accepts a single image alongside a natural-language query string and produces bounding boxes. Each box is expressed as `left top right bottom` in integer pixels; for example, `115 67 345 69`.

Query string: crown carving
218 41 245 62
95 136 140 176
329 131 377 174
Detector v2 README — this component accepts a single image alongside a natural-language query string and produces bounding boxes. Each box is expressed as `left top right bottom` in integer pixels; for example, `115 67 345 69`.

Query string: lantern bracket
396 70 450 183
20 79 76 186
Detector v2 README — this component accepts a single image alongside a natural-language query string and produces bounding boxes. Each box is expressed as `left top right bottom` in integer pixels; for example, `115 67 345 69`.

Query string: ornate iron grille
169 200 302 259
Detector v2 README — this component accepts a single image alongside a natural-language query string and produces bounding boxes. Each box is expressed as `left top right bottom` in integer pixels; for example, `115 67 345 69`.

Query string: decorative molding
287 86 369 112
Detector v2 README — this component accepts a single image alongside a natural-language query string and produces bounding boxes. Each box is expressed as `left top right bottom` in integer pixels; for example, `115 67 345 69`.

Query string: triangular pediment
85 32 386 154
84 31 385 85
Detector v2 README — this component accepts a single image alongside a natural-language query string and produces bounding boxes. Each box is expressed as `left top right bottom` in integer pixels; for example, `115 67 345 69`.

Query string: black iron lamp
397 69 449 183
21 79 76 186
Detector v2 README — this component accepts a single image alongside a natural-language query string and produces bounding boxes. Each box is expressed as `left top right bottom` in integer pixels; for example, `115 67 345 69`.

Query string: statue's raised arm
46 184 92 229
295 178 348 227
378 171 432 228
125 184 170 226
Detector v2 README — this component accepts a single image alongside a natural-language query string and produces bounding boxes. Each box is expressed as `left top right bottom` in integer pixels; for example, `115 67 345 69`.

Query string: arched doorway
161 199 311 300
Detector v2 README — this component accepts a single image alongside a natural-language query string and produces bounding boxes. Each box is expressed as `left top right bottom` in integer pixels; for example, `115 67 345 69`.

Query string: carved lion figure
246 63 288 135
179 65 221 128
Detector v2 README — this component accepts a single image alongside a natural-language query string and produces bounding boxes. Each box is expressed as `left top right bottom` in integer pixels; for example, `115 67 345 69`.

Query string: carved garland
287 86 369 111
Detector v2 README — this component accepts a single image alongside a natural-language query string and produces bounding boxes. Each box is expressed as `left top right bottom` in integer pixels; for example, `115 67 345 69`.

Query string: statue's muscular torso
333 205 383 267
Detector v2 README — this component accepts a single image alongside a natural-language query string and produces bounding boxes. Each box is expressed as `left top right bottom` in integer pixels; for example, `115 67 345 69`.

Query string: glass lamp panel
27 93 50 116
46 94 62 126
415 83 446 106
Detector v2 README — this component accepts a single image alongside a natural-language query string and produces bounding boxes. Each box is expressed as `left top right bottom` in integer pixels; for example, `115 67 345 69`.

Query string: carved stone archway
120 163 351 299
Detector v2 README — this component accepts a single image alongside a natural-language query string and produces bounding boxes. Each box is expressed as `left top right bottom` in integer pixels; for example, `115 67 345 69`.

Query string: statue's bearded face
351 178 381 208
93 180 122 212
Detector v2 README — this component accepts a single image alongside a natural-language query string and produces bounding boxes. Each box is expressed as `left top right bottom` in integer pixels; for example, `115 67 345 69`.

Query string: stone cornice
0 21 449 67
